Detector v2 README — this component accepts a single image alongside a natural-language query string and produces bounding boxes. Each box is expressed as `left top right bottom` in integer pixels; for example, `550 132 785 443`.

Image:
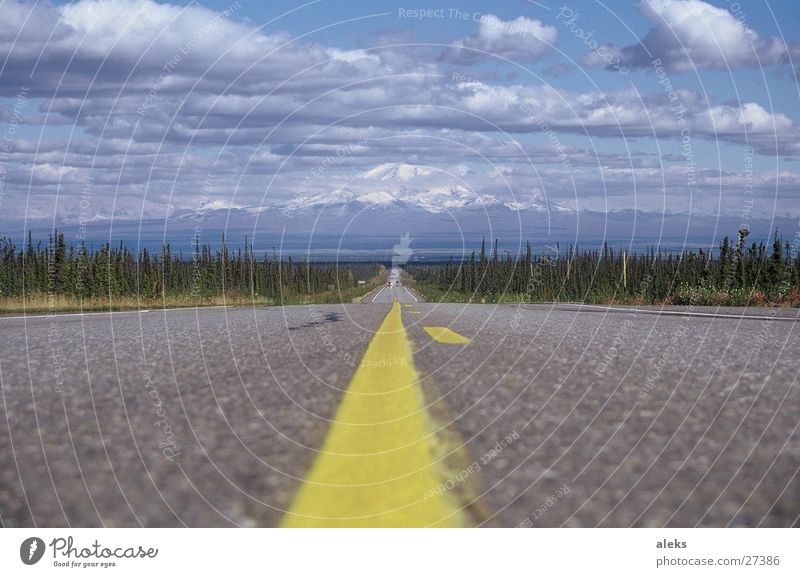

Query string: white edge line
0 305 233 322
522 303 799 322
371 287 386 303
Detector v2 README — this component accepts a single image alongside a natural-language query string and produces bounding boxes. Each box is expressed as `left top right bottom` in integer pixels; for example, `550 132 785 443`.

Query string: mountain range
6 162 793 258
253 162 572 217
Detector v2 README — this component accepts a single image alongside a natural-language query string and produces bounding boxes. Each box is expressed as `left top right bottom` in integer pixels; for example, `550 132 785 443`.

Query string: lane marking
403 287 418 302
423 326 471 345
281 302 463 528
370 287 386 303
408 311 421 315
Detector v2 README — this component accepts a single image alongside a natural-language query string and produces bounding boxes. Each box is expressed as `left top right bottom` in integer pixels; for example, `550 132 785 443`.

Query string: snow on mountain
198 199 245 211
359 162 437 181
357 190 398 205
473 194 501 206
279 163 573 215
504 191 572 213
281 183 497 214
278 163 555 215
281 187 366 212
56 201 175 224
168 199 269 222
407 185 498 212
45 164 571 225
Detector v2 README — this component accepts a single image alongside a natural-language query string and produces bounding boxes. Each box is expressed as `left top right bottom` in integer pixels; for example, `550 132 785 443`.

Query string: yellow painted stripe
281 302 464 528
424 326 471 345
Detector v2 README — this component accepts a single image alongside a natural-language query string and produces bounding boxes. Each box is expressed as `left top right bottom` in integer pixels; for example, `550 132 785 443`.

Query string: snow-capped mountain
280 186 403 213
168 199 268 222
359 162 437 181
197 199 245 211
282 184 496 214
278 163 571 215
24 164 574 246
56 201 176 225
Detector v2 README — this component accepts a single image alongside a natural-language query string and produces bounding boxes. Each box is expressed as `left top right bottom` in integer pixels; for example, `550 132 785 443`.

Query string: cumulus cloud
581 0 788 72
442 14 557 63
0 0 404 99
2 0 793 153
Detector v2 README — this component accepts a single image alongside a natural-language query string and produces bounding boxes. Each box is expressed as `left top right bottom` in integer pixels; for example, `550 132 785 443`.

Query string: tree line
0 232 381 301
405 229 800 306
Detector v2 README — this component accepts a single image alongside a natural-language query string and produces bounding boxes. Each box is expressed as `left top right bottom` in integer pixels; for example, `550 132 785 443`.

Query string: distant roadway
368 267 420 304
1 268 798 527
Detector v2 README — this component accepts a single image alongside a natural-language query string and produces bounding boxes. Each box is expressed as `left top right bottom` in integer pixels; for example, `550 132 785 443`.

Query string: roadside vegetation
405 229 800 307
0 233 384 313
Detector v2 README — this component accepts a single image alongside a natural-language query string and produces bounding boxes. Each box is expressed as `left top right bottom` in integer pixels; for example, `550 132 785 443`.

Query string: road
0 293 798 527
368 267 420 304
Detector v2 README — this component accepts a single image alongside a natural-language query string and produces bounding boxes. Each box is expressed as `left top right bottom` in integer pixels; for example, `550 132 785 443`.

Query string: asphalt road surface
1 294 798 527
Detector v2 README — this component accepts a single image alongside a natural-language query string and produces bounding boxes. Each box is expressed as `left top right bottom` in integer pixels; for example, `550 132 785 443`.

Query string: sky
1 0 799 236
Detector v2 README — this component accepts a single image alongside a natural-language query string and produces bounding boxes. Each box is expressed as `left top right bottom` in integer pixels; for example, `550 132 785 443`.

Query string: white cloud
442 14 557 63
581 0 788 72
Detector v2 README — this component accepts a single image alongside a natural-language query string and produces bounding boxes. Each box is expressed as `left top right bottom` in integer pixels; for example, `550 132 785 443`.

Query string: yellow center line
280 302 464 528
423 326 471 345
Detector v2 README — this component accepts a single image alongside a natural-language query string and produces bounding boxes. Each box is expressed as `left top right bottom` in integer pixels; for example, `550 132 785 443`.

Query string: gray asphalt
1 299 798 527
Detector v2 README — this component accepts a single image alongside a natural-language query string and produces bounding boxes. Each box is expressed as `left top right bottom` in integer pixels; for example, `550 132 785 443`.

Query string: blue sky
2 0 800 235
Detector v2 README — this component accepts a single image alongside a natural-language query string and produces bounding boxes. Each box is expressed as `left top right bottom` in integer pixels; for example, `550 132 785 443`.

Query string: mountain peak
199 199 244 211
359 163 437 181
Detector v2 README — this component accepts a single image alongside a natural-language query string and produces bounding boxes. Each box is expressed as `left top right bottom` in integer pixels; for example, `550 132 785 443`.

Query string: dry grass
0 294 279 313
